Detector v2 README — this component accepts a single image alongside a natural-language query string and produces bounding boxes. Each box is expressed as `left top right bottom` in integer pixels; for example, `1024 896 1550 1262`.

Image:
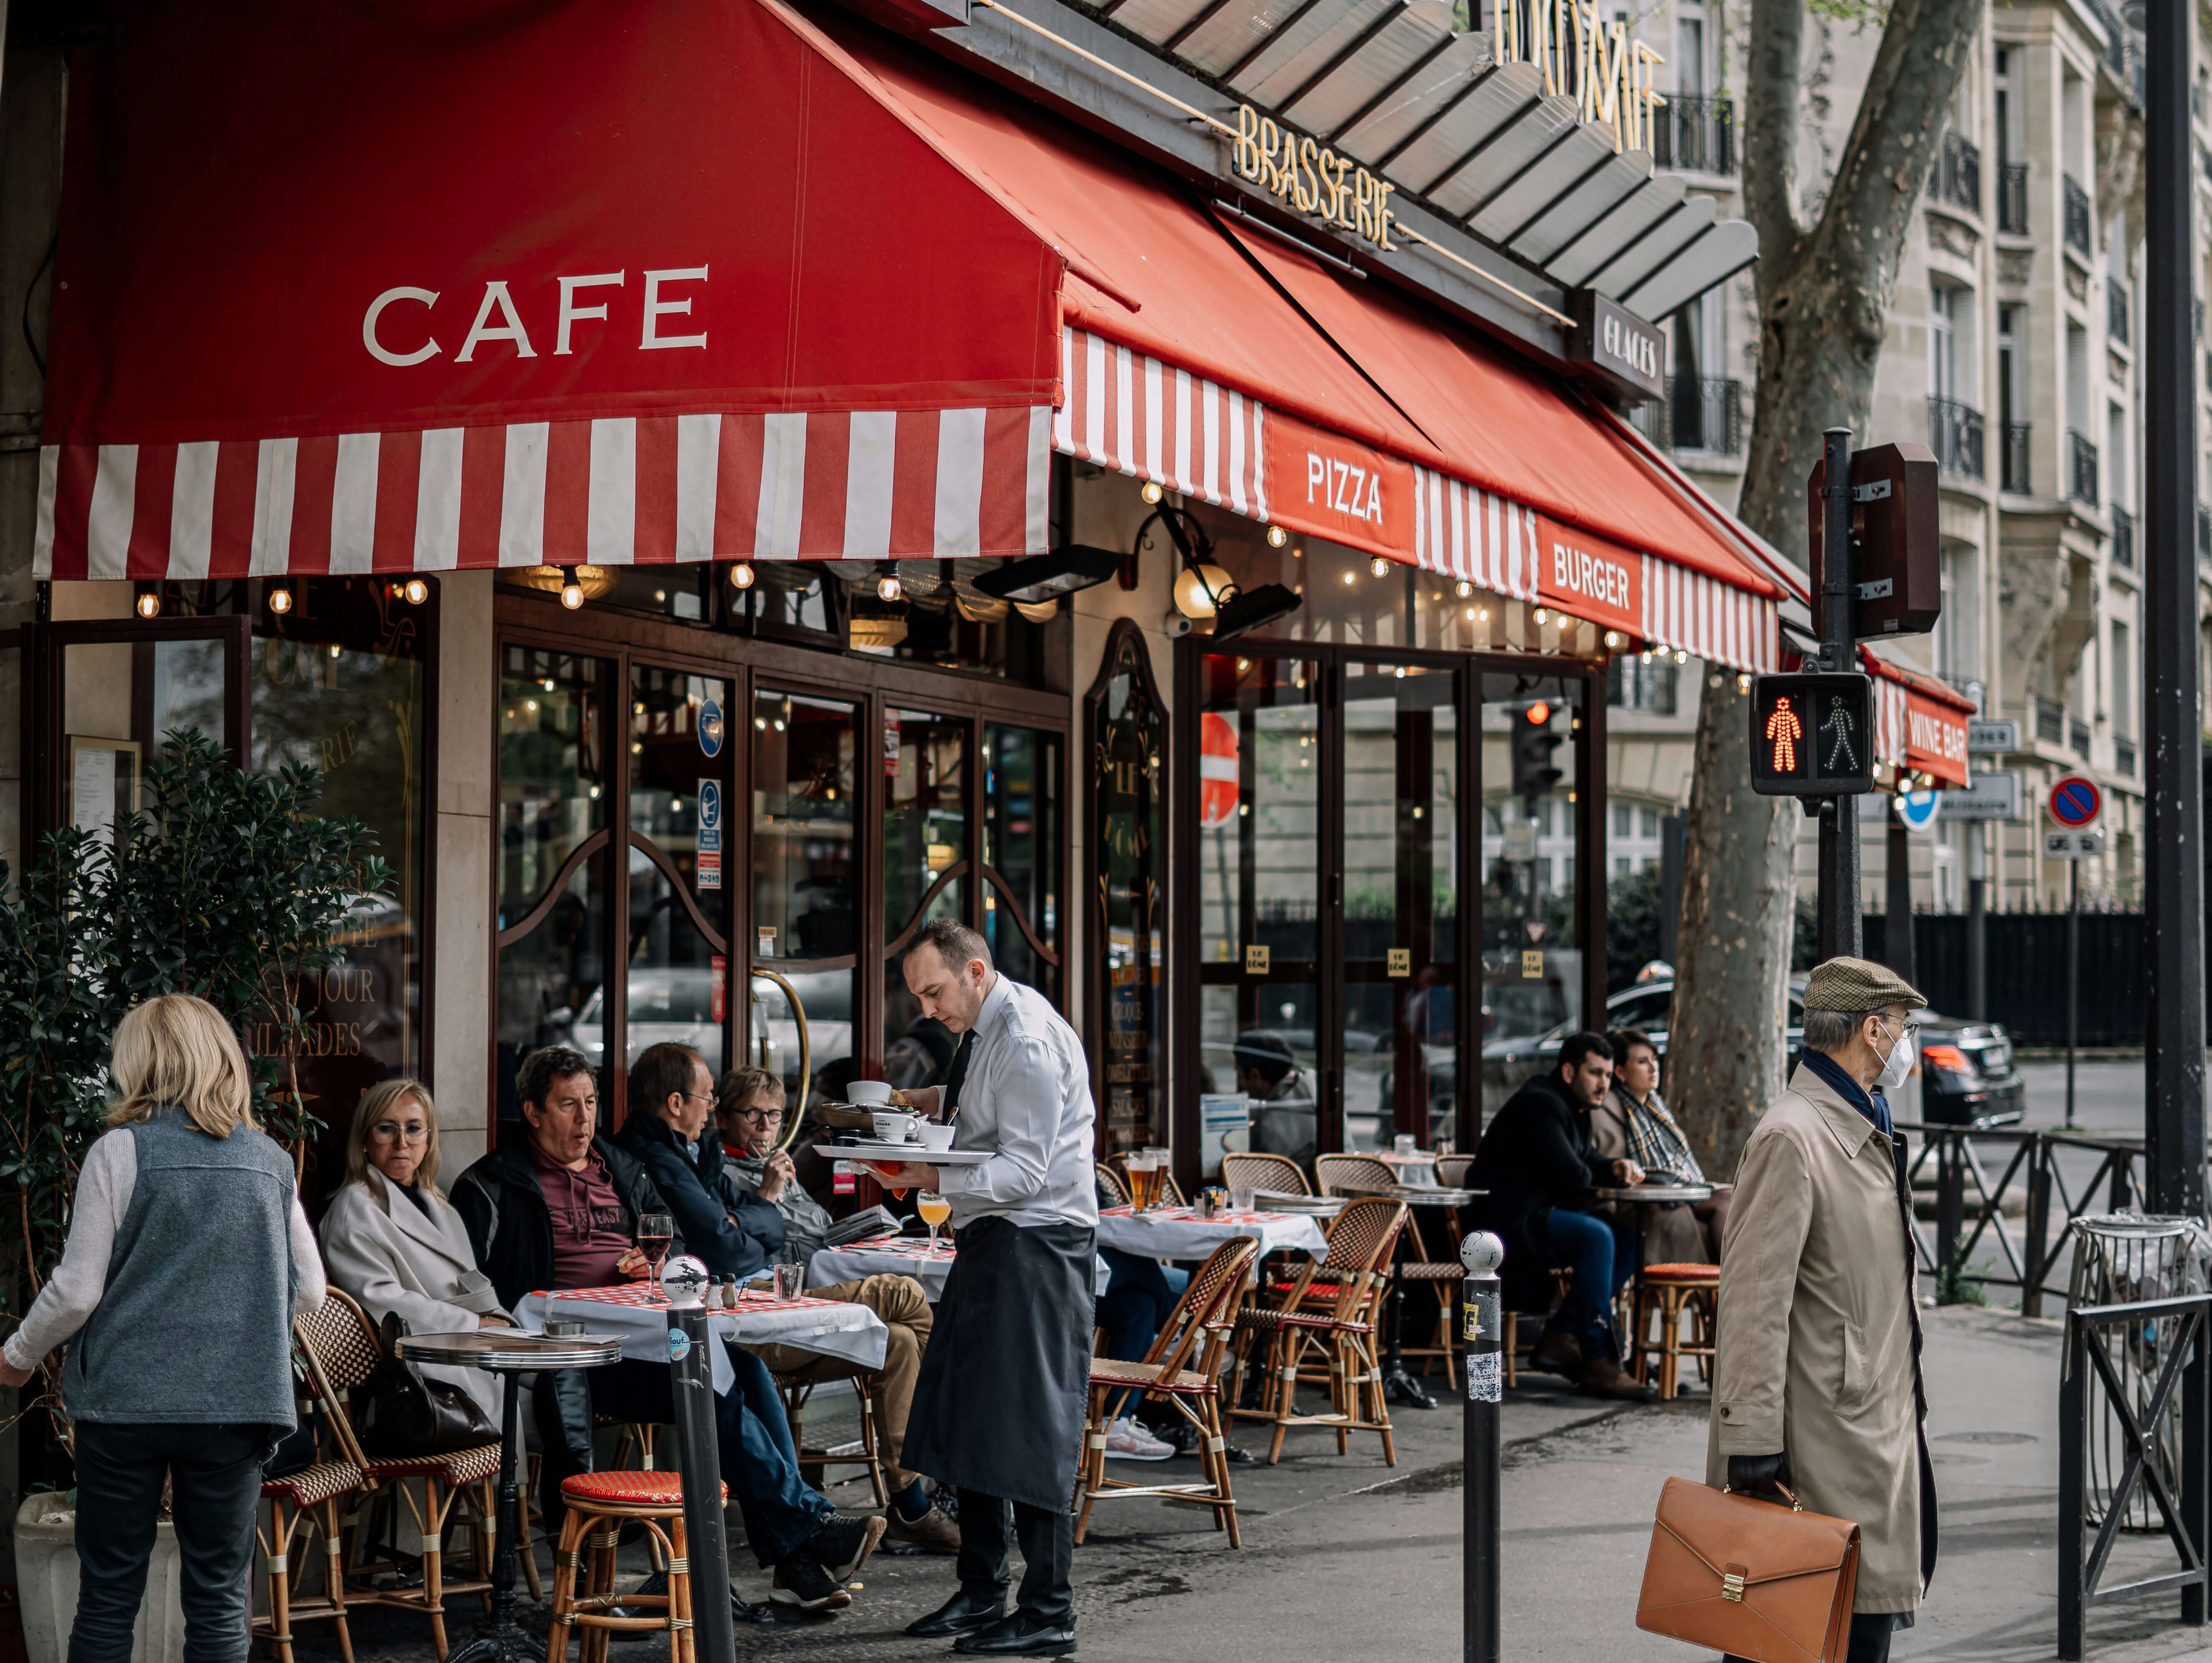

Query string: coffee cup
848 1081 896 1108
871 1110 921 1144
918 1123 956 1151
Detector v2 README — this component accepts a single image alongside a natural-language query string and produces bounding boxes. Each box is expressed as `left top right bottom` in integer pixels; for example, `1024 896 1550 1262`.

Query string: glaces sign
1232 106 1399 252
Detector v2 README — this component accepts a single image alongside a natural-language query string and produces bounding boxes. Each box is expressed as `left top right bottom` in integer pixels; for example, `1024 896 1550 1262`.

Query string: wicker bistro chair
1074 1236 1260 1547
1220 1152 1311 1197
256 1359 370 1663
1094 1163 1130 1206
546 1469 727 1663
1312 1154 1464 1385
775 1366 890 1507
1230 1197 1408 1465
1435 1154 1477 1190
1631 1263 1719 1401
293 1290 504 1661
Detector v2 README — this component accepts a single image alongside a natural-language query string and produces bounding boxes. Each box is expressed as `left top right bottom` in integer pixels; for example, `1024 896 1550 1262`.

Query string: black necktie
942 1031 976 1120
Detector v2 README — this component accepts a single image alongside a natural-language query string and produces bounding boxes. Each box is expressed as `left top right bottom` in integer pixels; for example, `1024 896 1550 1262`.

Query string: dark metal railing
2111 282 2131 345
2199 504 2211 563
1938 130 1982 212
2065 174 2094 255
2059 1293 2208 1660
2071 717 2094 755
2038 696 2068 745
1927 395 1985 478
1629 376 1743 455
1998 162 2030 233
2113 505 2135 569
2003 422 2033 492
1649 94 1735 175
2116 737 2138 776
2071 429 2101 506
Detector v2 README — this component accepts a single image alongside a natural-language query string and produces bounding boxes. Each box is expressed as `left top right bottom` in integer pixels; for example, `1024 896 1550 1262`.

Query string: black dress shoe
908 1589 1008 1637
952 1614 1078 1656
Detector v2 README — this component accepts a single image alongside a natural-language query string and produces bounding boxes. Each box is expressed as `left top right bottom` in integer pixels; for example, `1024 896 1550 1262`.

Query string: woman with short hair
320 1078 511 1427
0 993 327 1663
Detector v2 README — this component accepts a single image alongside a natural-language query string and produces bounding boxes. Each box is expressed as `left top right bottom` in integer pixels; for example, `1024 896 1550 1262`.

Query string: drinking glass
1230 1185 1256 1213
636 1211 674 1297
918 1190 951 1255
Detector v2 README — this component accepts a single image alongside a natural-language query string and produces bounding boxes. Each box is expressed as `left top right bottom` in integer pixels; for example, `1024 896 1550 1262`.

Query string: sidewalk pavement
299 1305 2212 1662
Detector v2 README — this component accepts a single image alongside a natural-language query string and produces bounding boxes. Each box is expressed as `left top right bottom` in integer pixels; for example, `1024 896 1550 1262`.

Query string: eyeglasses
371 1121 430 1144
731 1104 786 1123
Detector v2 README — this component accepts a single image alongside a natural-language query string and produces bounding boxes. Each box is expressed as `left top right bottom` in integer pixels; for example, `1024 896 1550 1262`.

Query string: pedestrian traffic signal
1511 701 1565 804
1748 672 1875 796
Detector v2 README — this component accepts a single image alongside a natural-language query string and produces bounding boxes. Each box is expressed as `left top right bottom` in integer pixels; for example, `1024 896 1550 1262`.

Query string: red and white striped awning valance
1051 327 1267 521
34 408 1054 580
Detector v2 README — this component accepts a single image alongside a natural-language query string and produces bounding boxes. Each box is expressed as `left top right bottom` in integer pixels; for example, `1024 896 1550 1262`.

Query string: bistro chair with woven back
292 1287 505 1660
1075 1235 1260 1546
255 1348 373 1663
1219 1151 1310 1197
1230 1195 1408 1464
1314 1154 1466 1385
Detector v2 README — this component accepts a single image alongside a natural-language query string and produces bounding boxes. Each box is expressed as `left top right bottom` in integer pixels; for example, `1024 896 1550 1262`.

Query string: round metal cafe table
396 1329 622 1663
1591 1184 1716 1205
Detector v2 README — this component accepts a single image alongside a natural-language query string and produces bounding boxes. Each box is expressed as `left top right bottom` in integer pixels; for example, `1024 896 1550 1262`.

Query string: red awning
38 0 1067 576
1867 652 1974 787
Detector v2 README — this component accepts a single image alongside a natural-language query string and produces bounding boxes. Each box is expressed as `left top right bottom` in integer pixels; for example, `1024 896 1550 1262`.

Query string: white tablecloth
808 1237 1115 1301
515 1286 889 1392
1093 1205 1328 1261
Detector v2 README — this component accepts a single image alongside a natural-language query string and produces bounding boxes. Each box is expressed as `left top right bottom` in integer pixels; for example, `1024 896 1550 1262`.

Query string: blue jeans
536 1350 831 1566
1538 1208 1635 1358
1095 1249 1190 1417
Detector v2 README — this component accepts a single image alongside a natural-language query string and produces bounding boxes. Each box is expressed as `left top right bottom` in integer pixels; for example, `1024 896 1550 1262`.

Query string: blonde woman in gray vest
0 993 327 1663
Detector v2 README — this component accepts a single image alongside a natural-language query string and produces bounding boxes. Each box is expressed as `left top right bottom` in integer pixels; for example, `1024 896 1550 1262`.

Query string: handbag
354 1310 497 1456
1635 1475 1861 1663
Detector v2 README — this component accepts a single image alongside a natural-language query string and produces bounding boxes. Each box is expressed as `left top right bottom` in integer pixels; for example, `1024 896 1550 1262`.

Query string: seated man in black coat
1469 1031 1653 1401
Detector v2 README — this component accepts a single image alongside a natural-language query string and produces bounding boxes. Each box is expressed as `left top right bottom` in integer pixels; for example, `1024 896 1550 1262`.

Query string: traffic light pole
1815 426 1862 962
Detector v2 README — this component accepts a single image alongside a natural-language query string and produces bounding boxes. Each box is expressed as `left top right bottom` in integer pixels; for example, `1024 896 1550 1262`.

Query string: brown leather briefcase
1635 1476 1861 1663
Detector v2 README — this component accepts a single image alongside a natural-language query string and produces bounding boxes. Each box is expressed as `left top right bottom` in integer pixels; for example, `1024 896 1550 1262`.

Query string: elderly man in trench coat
1707 958 1938 1663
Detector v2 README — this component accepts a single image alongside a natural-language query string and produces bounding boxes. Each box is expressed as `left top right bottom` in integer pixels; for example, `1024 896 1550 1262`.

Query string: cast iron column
2145 0 2207 1214
1816 428 1862 962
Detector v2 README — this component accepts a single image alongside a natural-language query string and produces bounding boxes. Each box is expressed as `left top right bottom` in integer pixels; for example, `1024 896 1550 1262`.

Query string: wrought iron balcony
1997 163 2029 233
2112 505 2135 569
1926 396 1984 479
2115 737 2137 777
2068 429 2099 507
2036 696 2066 745
2063 175 2092 256
2069 718 2092 755
2198 504 2210 564
2001 423 2032 493
1629 376 1744 455
1937 131 1981 213
1650 95 1735 176
2110 282 2130 346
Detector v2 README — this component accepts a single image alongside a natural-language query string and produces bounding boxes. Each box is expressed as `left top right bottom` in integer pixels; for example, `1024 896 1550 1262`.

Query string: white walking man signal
1820 695 1860 773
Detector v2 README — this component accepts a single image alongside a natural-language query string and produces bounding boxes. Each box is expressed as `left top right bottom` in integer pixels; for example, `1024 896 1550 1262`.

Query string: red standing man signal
1764 694 1803 772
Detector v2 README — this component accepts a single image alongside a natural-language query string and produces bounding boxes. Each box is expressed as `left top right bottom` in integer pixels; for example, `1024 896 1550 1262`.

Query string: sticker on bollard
1460 1231 1504 1663
1467 1352 1502 1403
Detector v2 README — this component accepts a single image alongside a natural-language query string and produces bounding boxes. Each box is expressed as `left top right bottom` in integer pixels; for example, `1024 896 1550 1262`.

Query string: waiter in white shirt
864 918 1097 1658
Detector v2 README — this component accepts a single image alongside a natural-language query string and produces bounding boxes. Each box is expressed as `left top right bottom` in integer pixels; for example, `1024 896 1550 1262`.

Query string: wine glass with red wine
636 1212 674 1297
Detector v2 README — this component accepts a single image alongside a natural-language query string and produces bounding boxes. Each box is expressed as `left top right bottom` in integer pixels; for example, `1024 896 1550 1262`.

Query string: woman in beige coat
1707 959 1936 1663
320 1079 511 1428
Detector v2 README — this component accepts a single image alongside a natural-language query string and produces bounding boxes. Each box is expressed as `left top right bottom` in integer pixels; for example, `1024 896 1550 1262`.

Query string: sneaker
806 1512 887 1581
883 1502 961 1554
1102 1415 1175 1461
770 1556 852 1614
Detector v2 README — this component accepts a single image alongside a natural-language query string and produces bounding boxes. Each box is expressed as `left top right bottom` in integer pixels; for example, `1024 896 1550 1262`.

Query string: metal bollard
663 1259 739 1663
1461 1231 1504 1663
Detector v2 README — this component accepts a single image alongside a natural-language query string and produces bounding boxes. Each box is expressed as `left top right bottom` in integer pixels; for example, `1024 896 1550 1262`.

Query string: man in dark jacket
450 1045 881 1613
1469 1031 1652 1401
614 1042 788 1280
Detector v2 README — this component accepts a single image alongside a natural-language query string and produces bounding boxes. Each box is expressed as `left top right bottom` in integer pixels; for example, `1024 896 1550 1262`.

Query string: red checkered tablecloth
1094 1204 1328 1261
516 1284 888 1384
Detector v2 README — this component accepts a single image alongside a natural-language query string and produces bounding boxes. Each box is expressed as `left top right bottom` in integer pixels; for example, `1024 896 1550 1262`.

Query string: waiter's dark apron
903 1214 1095 1514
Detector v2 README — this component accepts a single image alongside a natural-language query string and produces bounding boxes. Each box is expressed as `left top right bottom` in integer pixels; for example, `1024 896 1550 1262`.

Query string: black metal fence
1629 376 1742 455
2065 174 2094 255
1999 161 2030 233
1927 395 1985 478
2113 504 2135 569
1937 130 1981 212
2003 421 2033 491
2071 428 2102 506
1862 911 2157 1045
2060 1294 2207 1660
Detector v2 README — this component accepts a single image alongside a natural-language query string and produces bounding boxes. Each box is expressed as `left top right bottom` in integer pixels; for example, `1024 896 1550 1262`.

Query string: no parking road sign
2049 775 2102 829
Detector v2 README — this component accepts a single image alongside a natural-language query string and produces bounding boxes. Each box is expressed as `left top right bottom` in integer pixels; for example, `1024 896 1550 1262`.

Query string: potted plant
0 730 386 1663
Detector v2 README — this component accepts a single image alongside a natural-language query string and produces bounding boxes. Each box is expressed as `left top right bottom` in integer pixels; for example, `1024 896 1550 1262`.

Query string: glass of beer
1126 1154 1161 1212
918 1190 952 1255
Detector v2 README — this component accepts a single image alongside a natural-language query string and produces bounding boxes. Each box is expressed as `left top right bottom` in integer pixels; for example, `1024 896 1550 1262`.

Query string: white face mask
1873 1017 1914 1095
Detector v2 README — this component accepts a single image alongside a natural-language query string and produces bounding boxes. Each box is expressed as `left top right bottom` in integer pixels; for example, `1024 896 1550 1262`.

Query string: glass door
1196 652 1326 1167
625 665 733 1077
882 708 971 1083
982 724 1063 1002
1340 662 1461 1150
749 686 861 1104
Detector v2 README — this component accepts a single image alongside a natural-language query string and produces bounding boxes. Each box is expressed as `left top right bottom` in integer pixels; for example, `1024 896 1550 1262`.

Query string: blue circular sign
698 780 721 830
667 1328 691 1363
1895 789 1940 831
2050 775 2101 828
698 697 725 758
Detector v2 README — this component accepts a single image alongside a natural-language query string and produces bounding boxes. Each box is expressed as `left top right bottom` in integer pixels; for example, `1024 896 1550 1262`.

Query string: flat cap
1801 956 1927 1014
